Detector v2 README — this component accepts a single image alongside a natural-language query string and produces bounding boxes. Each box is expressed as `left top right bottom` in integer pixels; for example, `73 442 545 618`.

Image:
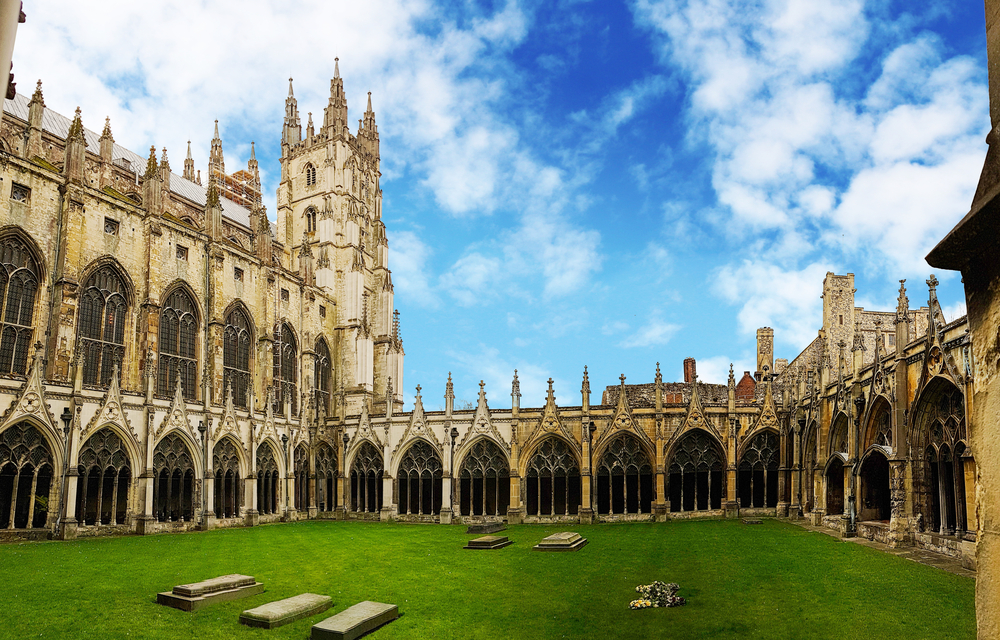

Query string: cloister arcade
524 437 580 517
457 439 509 517
596 435 654 515
666 429 724 513
737 430 779 509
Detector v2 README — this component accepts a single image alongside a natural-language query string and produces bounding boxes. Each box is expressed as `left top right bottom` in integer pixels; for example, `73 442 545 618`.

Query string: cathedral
0 65 980 573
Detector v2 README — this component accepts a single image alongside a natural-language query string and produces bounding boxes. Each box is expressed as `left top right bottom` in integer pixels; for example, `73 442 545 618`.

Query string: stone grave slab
743 519 763 525
466 522 506 535
533 531 588 552
464 534 513 550
239 593 333 629
312 601 399 640
157 574 265 612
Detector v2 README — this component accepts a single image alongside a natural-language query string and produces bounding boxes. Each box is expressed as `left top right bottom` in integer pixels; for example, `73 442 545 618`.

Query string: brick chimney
683 357 697 383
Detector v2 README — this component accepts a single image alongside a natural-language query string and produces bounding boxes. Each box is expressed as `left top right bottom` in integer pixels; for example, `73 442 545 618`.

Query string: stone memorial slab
742 519 763 525
466 522 506 534
239 593 333 629
533 531 588 552
464 534 513 550
312 601 399 640
157 574 265 612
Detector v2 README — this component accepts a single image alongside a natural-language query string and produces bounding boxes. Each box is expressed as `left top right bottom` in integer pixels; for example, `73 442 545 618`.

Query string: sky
14 0 985 409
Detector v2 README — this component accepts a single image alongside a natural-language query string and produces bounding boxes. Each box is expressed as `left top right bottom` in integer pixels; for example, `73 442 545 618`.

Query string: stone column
308 437 318 519
579 427 594 524
507 474 522 524
888 459 908 547
789 427 802 517
58 406 82 540
136 409 157 535
381 470 394 522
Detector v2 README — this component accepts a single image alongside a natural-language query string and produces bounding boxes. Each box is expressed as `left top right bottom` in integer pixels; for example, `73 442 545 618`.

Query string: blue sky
16 0 984 408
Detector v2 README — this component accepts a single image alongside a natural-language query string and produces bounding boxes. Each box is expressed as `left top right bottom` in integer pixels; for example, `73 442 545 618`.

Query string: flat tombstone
533 531 588 552
466 522 506 535
240 593 333 629
157 574 265 612
464 535 513 550
312 601 399 640
742 519 763 525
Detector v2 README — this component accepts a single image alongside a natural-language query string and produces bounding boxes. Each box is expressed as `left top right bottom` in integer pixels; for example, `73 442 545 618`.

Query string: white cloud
620 315 680 348
389 229 436 307
445 345 559 408
942 300 967 323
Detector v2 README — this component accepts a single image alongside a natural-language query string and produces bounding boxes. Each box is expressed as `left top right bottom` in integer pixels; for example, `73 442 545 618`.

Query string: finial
288 77 294 97
161 147 168 163
927 274 939 292
479 380 485 392
145 145 158 178
334 57 340 78
213 119 220 139
250 141 256 160
101 116 112 138
367 91 372 111
186 140 192 159
619 373 626 386
512 369 521 399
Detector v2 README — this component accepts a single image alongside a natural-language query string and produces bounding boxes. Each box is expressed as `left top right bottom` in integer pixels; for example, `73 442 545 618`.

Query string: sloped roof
3 93 259 230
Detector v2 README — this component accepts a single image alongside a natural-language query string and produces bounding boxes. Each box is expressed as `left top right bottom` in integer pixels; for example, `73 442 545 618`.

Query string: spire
325 58 349 136
209 119 225 175
28 79 43 106
100 116 112 139
360 90 380 157
160 147 169 167
306 112 314 139
183 140 195 181
206 178 220 208
283 77 301 145
213 119 220 139
67 107 85 142
144 145 158 179
896 279 909 323
99 117 114 163
334 57 340 78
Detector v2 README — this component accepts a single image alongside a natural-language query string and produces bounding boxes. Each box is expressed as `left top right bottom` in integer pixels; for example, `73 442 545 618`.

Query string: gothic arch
736 426 780 462
223 302 255 409
0 225 48 282
255 440 281 516
152 427 203 474
593 429 656 472
0 420 57 529
522 435 581 517
857 447 891 521
596 432 655 515
737 429 780 509
151 431 197 523
454 433 510 474
862 395 893 452
157 282 201 399
0 415 63 473
391 437 440 478
78 256 136 306
519 434 581 479
828 411 850 456
457 436 510 517
666 428 726 513
396 438 443 516
222 299 257 340
79 422 141 475
349 440 383 513
212 434 247 477
158 280 203 325
77 259 134 387
75 427 133 526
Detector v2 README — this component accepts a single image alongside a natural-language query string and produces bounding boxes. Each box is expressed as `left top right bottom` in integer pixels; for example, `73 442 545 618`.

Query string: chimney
683 357 697 383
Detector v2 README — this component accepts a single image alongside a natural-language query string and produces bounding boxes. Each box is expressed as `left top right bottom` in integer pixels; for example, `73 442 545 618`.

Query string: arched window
223 307 252 409
78 265 129 386
350 441 382 514
738 431 779 509
212 438 241 519
316 443 337 512
273 323 297 415
826 458 845 515
157 288 198 399
860 450 891 521
598 435 653 515
0 236 40 375
314 338 331 416
305 163 317 187
458 439 509 517
76 429 131 526
397 440 442 517
294 444 308 511
0 422 54 529
256 444 279 516
667 430 724 513
306 207 318 234
916 381 969 535
152 433 195 522
525 437 580 516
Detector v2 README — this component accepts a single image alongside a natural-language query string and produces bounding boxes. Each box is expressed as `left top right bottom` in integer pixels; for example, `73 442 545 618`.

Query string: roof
3 93 262 231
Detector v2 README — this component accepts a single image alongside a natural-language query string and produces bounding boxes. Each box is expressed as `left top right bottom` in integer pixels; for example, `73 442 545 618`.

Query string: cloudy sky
15 0 984 408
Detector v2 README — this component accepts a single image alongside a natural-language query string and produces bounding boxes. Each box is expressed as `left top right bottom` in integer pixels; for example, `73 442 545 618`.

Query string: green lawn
0 519 974 639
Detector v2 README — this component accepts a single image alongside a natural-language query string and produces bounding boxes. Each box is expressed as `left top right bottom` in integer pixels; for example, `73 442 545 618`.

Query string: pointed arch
456 436 510 517
0 228 44 375
157 282 200 399
862 395 893 452
0 420 56 529
858 447 890 521
349 440 383 514
596 433 654 515
396 438 443 516
523 435 581 517
77 259 134 387
665 428 726 513
737 429 779 509
255 440 281 516
75 427 133 526
213 436 243 518
315 441 338 512
152 431 197 523
273 321 298 415
223 302 254 409
293 443 309 511
314 336 332 415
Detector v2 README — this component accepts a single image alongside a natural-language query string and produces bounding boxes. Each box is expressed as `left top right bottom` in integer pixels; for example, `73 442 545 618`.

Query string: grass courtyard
0 519 974 639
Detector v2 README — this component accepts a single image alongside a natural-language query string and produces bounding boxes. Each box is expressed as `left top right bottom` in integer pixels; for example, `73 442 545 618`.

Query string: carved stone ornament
596 374 652 451
457 381 509 452
750 381 780 434
0 343 58 436
523 378 580 456
255 387 278 446
156 372 195 440
392 386 439 456
81 364 139 450
212 383 240 442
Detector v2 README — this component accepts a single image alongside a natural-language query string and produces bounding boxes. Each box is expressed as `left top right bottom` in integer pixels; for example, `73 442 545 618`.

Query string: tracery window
314 338 331 416
598 435 653 515
397 440 442 516
78 265 128 387
917 382 970 536
256 444 279 516
305 163 317 187
157 289 198 399
152 433 194 522
293 444 308 511
213 438 241 518
667 430 724 512
76 429 131 526
316 443 337 512
0 236 40 375
0 422 53 529
458 439 509 517
350 441 383 513
871 409 892 448
223 307 252 409
272 323 297 415
306 207 318 233
737 431 779 509
525 437 580 516
804 427 817 512
830 416 848 454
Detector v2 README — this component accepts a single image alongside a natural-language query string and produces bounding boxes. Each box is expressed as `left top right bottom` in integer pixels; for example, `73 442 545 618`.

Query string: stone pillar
58 410 82 540
507 474 522 524
725 465 737 518
308 441 318 518
245 473 259 526
381 471 394 522
888 459 908 547
655 470 666 521
789 427 802 517
439 472 453 525
135 410 157 535
579 431 594 524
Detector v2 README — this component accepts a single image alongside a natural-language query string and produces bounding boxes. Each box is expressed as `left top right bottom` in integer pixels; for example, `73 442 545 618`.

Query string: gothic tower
277 61 402 416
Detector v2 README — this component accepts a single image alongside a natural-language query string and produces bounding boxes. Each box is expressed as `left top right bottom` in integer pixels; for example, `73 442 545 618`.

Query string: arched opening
78 265 129 387
157 288 198 399
397 440 442 516
293 444 308 511
913 378 970 536
76 429 131 526
0 422 54 529
597 434 654 515
212 438 241 518
803 425 817 512
859 450 891 521
525 437 580 516
666 429 724 513
349 442 383 513
315 443 337 512
273 323 298 415
825 457 845 516
0 234 41 375
738 431 779 509
458 439 509 517
314 338 332 416
152 433 195 522
223 307 253 408
256 443 279 516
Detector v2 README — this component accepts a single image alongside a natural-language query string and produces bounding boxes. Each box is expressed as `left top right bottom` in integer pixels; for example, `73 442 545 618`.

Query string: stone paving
789 520 977 579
